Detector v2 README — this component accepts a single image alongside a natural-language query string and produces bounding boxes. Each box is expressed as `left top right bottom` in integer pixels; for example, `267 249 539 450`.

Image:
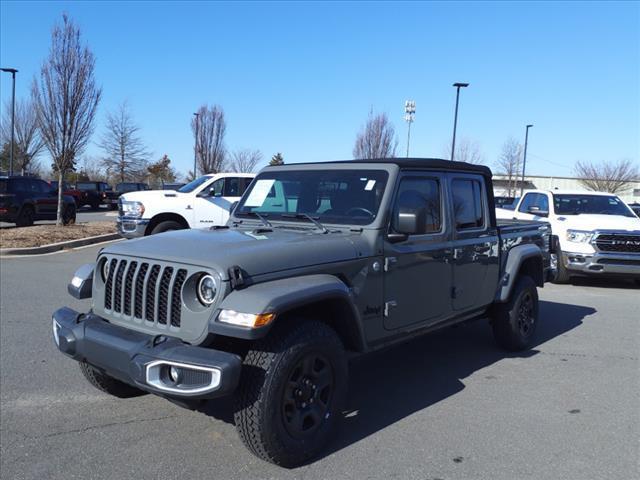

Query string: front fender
209 274 365 348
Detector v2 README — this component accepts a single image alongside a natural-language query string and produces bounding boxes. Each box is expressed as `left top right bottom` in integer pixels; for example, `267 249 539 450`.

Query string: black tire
79 362 144 398
15 205 34 227
62 204 76 225
234 320 347 467
553 250 571 284
150 220 185 235
491 275 539 351
90 202 100 210
109 204 118 210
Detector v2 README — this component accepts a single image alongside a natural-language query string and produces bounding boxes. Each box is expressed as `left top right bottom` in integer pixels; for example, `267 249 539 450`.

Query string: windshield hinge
228 265 245 289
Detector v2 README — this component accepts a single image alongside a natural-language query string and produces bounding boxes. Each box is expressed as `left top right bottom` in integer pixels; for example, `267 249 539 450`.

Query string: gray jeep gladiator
53 159 553 467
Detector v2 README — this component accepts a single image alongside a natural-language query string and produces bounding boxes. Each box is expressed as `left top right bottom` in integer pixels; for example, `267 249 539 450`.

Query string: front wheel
79 362 144 398
491 275 539 351
234 320 347 467
150 220 185 235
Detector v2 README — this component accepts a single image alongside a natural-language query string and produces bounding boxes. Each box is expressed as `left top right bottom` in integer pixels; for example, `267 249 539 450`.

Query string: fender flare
495 244 543 302
209 274 366 350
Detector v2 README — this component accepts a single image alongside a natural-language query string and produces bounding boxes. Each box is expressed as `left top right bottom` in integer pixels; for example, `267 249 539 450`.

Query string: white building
493 174 640 204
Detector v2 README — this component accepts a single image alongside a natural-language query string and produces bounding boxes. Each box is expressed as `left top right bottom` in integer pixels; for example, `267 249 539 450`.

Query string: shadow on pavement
568 277 639 289
198 300 596 464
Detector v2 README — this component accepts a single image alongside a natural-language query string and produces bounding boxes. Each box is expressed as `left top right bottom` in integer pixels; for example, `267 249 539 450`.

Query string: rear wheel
90 201 100 210
234 320 347 467
15 206 34 227
491 275 539 351
150 220 185 235
79 362 144 398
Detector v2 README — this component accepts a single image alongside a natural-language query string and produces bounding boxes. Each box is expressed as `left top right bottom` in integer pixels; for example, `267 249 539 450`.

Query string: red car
50 181 83 207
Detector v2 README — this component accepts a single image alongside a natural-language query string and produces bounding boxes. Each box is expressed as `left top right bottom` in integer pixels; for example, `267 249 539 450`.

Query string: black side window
520 193 549 213
518 193 535 213
34 180 51 193
452 178 484 230
392 177 441 234
224 177 241 197
240 177 253 194
9 178 28 193
209 179 224 196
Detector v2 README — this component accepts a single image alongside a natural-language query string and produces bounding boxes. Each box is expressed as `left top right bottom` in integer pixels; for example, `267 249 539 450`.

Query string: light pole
450 82 469 161
193 112 200 179
520 124 533 197
404 100 416 158
1 68 18 175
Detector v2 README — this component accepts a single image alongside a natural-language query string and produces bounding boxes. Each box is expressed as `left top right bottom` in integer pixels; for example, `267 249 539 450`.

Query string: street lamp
450 82 469 161
193 112 200 179
1 67 18 176
404 100 416 158
520 124 534 197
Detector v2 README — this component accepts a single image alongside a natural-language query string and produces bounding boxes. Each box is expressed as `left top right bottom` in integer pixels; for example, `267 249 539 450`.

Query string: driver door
383 172 453 330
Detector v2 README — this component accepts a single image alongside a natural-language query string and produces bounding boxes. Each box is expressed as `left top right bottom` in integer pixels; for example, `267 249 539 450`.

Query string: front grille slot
145 265 162 321
171 269 188 327
113 261 128 313
134 263 149 319
123 261 137 316
157 267 174 325
104 258 118 310
595 234 640 253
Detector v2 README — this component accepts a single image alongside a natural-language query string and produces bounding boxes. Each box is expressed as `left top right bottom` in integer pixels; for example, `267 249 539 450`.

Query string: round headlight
102 259 111 281
197 274 217 305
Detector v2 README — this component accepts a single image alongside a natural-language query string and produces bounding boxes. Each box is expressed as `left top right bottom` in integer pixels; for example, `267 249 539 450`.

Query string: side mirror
528 206 549 217
396 211 420 235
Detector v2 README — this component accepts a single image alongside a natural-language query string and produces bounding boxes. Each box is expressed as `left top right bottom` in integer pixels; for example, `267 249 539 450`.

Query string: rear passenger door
448 174 499 311
33 179 57 217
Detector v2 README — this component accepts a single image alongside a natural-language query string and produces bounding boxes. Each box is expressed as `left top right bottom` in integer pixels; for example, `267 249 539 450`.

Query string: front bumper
116 216 149 238
52 307 242 399
563 250 640 277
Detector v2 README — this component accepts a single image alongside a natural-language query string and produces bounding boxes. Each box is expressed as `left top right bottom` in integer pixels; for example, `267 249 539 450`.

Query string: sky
1 1 638 178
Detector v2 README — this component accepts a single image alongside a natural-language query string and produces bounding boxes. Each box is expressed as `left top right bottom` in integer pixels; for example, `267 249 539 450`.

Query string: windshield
553 194 635 217
178 176 211 193
235 169 389 226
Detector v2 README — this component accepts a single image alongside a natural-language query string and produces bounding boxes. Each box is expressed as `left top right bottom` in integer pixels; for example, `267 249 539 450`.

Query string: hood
554 214 640 233
101 227 359 279
120 189 184 203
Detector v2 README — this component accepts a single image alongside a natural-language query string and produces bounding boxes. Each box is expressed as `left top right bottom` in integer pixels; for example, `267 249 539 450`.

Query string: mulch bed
0 221 117 249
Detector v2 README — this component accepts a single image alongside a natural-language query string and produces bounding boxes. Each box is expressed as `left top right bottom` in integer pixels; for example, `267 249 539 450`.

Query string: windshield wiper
281 213 329 234
235 211 272 227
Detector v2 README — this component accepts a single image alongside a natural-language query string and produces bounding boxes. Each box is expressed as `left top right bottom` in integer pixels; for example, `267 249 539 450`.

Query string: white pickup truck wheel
150 220 185 235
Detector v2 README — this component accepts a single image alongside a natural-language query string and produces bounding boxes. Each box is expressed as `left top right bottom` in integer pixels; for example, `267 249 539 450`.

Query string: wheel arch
212 274 367 353
495 244 544 303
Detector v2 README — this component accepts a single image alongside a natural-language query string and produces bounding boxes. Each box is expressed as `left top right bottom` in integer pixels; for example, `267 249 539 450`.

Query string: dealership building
492 174 640 204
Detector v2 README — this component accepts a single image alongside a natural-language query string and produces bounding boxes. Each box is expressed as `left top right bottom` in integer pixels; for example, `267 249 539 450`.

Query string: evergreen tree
269 152 284 166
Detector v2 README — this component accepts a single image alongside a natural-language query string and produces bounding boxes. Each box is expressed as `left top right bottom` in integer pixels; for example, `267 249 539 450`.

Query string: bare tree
443 137 485 165
230 149 262 173
495 137 523 197
1 99 46 174
32 14 102 224
574 159 639 194
353 111 398 159
99 102 150 184
192 104 226 174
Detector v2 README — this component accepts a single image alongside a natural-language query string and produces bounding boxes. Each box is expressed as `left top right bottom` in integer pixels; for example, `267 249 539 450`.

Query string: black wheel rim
517 291 535 336
282 352 334 439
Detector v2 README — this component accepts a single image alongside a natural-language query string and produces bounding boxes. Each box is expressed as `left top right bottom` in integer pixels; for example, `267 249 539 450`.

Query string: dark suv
0 176 76 226
76 181 114 210
107 182 149 209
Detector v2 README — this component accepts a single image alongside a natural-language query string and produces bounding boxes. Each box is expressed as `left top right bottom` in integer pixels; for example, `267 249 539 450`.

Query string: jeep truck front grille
103 258 188 328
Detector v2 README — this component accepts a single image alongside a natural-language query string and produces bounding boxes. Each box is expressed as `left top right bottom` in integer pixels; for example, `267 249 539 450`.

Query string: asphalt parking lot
0 206 116 229
0 244 638 480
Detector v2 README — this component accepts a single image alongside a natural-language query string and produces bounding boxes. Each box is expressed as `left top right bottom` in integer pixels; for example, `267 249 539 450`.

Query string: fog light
169 366 181 383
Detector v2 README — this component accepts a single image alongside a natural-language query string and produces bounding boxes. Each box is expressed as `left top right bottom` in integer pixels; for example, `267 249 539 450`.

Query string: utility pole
404 100 415 158
450 82 469 161
1 68 18 175
520 124 533 197
193 112 200 179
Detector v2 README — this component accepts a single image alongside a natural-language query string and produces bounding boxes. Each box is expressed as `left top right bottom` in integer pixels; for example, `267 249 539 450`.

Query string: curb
0 233 120 256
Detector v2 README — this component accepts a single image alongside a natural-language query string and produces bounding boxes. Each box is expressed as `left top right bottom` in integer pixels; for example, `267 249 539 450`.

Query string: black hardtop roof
269 158 493 178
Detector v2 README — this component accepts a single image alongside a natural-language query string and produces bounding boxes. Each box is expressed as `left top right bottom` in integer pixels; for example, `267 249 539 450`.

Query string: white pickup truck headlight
120 200 145 217
566 230 594 243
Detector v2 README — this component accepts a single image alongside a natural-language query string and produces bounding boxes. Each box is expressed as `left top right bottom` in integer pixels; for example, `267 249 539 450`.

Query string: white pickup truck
117 173 255 238
496 189 640 283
